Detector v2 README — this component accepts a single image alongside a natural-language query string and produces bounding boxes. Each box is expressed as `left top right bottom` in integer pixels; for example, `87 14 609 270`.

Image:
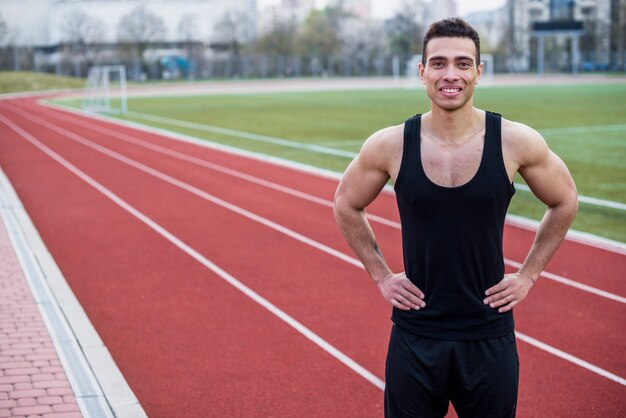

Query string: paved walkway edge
0 167 147 418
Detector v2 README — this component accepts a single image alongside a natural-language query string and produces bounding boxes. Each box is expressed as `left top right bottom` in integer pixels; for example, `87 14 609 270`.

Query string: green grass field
55 82 626 242
0 72 84 94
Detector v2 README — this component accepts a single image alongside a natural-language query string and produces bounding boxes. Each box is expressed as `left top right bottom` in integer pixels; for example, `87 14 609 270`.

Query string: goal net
82 65 128 114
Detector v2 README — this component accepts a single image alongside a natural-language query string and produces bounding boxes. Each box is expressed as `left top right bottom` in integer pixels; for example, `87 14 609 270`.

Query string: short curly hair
422 18 481 67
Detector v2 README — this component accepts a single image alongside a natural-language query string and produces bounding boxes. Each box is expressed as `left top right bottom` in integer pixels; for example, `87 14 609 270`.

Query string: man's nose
443 66 458 80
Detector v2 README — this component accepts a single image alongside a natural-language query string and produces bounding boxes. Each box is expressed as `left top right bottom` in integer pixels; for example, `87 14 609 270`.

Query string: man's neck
423 105 484 144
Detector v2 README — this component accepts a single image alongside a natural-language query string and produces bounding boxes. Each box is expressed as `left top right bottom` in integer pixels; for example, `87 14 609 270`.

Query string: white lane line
317 139 365 147
6 108 626 389
312 124 626 147
7 105 363 269
124 109 626 211
42 101 626 254
505 214 626 256
125 110 357 158
515 331 626 386
504 258 626 304
0 112 386 392
34 105 403 231
18 105 625 304
540 123 626 135
514 183 626 211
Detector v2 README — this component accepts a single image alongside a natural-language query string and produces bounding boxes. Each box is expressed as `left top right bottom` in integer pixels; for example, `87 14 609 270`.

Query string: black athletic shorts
385 325 519 418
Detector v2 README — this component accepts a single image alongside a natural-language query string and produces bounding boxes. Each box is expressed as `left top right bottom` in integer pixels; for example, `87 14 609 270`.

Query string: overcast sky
258 0 507 18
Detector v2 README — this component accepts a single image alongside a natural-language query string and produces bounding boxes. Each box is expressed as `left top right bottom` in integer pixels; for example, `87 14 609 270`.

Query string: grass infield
0 71 84 94
56 83 626 242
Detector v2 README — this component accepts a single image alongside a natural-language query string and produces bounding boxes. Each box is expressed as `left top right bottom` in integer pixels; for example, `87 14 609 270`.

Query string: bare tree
385 2 422 57
1 25 23 71
297 9 341 75
177 14 200 78
340 18 388 76
0 12 7 45
62 9 106 75
610 0 626 71
213 11 251 77
178 13 199 43
117 5 167 78
254 20 298 76
63 9 106 47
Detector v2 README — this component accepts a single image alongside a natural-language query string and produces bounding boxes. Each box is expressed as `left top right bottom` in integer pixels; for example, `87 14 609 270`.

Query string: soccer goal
82 65 128 114
481 53 494 81
405 54 422 88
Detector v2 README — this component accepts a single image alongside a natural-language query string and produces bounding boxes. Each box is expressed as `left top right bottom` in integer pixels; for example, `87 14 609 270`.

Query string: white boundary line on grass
125 110 358 158
504 214 626 256
4 107 626 390
514 183 626 211
122 109 626 211
539 123 626 135
16 104 626 303
41 100 626 254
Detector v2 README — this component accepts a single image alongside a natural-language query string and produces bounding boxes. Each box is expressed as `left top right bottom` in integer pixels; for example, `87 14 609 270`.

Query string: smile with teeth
441 87 461 93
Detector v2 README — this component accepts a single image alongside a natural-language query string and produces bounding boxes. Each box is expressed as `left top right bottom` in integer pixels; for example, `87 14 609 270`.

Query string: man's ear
418 62 426 84
476 61 484 84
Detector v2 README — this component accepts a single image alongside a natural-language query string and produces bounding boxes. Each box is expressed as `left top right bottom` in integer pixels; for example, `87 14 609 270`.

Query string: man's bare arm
334 127 425 311
485 123 578 312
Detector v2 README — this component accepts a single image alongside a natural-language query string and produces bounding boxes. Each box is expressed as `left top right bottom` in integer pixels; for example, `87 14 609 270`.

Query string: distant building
464 7 510 71
465 8 510 51
0 0 258 77
1 0 622 75
507 0 616 72
0 0 257 45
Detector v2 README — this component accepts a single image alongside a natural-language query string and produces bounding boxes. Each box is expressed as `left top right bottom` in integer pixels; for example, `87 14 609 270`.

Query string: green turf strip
55 83 626 242
0 71 84 94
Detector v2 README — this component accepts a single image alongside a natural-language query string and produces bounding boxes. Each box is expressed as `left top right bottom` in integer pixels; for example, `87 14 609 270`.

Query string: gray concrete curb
0 167 147 418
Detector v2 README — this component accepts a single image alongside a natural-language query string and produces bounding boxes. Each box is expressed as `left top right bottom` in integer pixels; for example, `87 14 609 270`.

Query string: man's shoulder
501 117 546 147
500 117 549 166
362 124 404 153
357 123 405 171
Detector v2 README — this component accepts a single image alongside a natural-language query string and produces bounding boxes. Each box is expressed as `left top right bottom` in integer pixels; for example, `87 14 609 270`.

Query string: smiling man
333 18 578 418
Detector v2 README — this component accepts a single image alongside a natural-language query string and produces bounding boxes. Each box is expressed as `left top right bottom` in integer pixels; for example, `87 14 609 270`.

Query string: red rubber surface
1 97 624 417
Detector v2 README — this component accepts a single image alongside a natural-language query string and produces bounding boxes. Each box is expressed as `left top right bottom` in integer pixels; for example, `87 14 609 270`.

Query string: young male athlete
333 18 578 418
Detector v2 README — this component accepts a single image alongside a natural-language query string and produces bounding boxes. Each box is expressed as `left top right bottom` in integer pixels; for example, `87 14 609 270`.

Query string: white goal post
82 65 128 114
481 53 494 80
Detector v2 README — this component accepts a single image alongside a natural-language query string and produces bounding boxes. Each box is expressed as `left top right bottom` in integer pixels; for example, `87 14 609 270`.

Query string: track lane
26 99 626 297
4 101 625 380
1 99 624 416
516 341 626 418
6 101 626 376
0 105 394 370
0 109 388 417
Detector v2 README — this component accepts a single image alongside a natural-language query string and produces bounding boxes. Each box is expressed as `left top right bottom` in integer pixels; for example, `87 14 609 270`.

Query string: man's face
419 36 483 112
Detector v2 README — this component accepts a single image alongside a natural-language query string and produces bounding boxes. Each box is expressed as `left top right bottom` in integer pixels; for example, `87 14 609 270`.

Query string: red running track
0 97 625 417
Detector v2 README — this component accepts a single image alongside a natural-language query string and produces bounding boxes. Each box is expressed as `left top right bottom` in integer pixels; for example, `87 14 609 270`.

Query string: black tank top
393 111 515 340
